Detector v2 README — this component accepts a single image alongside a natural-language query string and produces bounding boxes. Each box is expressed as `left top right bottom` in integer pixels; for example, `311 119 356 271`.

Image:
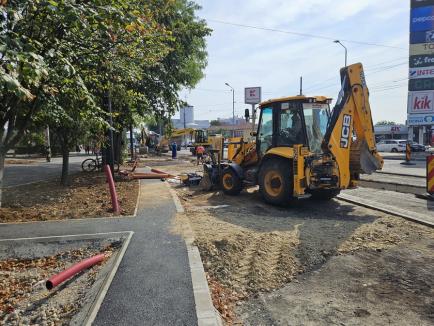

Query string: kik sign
410 30 434 43
408 91 434 113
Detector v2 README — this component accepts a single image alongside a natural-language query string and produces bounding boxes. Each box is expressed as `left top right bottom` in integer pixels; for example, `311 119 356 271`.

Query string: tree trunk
61 142 70 186
0 152 5 207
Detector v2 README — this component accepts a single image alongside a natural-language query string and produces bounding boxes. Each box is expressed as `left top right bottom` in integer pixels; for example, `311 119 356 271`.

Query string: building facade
171 106 210 129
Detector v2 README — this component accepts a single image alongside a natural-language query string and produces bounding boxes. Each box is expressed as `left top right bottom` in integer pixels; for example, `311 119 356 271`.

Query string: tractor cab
256 96 332 157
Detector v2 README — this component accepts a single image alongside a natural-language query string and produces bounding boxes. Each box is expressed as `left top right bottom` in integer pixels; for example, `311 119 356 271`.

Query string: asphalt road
4 155 91 187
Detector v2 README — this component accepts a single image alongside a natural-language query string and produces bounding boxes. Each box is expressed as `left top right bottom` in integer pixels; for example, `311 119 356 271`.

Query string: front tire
309 189 340 201
221 168 243 195
391 148 398 153
259 158 293 206
82 159 97 172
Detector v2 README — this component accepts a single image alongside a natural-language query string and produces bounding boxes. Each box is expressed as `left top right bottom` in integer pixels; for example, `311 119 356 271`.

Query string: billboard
408 1 434 127
411 6 434 32
410 30 434 43
244 87 261 104
411 0 434 8
409 77 434 91
408 91 434 113
410 54 434 67
409 66 434 79
408 113 434 125
410 43 434 55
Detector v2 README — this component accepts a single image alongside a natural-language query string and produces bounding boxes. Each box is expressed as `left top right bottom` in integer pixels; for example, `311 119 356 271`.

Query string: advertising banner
410 30 434 43
409 66 434 79
408 113 434 125
408 91 434 113
410 54 434 67
409 77 434 91
412 0 434 8
410 43 434 55
411 6 434 32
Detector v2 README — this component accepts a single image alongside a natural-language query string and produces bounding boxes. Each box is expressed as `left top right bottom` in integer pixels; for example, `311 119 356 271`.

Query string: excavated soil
0 172 138 223
161 158 434 325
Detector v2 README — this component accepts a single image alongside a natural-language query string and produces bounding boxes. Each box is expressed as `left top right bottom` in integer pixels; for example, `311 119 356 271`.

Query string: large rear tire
221 168 243 195
258 158 293 206
309 189 340 201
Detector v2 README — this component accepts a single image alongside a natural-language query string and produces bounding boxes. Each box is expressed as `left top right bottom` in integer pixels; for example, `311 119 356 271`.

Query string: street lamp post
225 83 235 137
334 40 347 67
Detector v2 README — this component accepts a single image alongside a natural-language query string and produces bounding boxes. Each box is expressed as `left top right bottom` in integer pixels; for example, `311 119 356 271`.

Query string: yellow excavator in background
202 63 383 205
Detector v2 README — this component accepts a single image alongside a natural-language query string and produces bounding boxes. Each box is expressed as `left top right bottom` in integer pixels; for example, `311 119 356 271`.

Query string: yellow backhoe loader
202 63 383 205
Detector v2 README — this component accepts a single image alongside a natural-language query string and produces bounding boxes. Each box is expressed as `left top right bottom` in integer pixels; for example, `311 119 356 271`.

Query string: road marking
85 231 134 326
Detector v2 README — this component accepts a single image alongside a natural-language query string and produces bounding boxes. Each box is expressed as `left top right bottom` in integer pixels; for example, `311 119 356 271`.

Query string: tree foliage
0 0 211 187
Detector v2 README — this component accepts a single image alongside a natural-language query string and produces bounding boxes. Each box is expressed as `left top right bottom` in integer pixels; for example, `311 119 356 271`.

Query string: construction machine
202 63 383 205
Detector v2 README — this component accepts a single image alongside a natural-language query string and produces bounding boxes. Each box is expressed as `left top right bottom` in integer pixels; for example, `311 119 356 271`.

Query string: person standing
196 145 205 165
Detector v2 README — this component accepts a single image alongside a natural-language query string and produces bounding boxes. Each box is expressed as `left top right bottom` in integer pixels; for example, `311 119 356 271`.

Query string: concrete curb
166 183 223 326
337 193 433 228
376 171 425 179
358 179 426 196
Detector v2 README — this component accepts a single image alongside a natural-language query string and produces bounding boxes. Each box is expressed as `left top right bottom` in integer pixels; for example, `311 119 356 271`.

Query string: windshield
303 103 330 153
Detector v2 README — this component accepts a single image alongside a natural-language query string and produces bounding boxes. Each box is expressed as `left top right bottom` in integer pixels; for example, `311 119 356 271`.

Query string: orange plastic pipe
46 254 105 290
104 164 120 214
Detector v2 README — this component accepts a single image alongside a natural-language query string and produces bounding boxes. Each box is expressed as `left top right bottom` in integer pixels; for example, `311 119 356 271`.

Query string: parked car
376 139 406 153
408 141 426 152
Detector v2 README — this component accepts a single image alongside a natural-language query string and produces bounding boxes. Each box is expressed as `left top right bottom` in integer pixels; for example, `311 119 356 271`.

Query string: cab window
258 107 273 155
277 102 304 146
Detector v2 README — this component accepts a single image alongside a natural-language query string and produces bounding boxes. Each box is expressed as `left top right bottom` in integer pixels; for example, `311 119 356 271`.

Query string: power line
206 19 407 50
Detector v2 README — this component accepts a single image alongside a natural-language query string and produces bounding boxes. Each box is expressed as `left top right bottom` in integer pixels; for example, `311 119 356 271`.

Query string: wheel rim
222 173 234 190
264 170 283 197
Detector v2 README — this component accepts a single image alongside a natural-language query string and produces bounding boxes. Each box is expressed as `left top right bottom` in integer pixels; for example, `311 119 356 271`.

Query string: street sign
245 87 261 104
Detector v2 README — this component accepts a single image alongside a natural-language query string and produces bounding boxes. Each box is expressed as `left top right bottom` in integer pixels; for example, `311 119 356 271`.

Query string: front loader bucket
350 140 383 175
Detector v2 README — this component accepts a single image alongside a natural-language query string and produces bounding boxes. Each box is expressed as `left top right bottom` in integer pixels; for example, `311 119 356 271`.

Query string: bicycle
81 154 120 172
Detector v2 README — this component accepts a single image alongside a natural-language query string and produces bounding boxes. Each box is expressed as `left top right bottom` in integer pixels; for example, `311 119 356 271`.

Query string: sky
177 0 410 124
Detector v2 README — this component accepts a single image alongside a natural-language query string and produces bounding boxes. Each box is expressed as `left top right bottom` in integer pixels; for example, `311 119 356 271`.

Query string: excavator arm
322 63 383 188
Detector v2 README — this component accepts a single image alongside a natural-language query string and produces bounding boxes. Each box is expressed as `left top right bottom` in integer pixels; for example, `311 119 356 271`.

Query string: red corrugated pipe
104 164 120 214
150 168 177 178
46 254 105 290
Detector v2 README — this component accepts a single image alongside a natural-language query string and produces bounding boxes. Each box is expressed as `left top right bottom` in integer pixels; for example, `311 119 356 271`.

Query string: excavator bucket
350 139 383 175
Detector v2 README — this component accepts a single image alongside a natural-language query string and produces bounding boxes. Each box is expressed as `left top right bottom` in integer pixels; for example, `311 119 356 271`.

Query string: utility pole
225 83 235 137
299 76 303 96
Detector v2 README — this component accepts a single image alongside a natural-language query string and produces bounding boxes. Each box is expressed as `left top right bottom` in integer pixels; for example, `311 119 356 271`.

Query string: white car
376 139 407 153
